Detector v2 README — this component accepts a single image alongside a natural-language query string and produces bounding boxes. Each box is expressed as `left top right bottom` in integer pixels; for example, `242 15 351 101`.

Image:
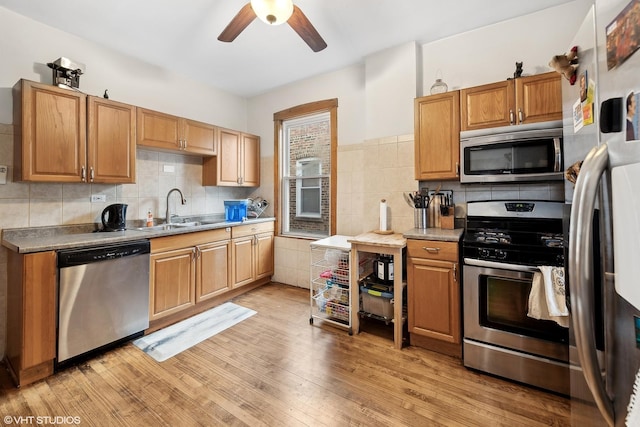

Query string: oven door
463 260 569 362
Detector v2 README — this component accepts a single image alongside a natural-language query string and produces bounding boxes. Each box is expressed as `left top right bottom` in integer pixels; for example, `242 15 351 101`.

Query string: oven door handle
463 258 539 273
569 143 614 427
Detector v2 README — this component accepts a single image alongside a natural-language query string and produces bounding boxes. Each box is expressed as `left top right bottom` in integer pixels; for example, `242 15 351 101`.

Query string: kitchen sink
133 221 201 231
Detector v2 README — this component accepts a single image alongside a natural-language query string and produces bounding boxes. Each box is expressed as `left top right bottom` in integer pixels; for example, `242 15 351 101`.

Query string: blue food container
224 199 249 222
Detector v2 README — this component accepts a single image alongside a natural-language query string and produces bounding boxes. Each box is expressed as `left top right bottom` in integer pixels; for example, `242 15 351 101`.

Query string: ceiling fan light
250 0 294 25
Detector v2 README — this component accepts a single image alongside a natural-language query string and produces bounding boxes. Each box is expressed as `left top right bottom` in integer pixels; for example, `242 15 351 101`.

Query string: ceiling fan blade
287 5 327 52
218 3 257 42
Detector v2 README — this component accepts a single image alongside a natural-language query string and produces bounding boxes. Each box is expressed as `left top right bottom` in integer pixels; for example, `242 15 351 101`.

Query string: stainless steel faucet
166 188 186 224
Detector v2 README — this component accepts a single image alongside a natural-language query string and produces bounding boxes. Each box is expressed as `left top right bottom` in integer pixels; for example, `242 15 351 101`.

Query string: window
296 158 322 218
274 99 337 238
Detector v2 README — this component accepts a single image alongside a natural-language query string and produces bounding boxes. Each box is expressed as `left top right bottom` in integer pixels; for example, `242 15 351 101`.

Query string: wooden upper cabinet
14 79 87 182
88 96 136 183
414 91 460 180
136 108 216 156
136 108 180 151
183 119 216 155
460 80 514 131
241 133 260 187
13 80 136 184
515 72 562 125
460 72 561 131
202 128 260 187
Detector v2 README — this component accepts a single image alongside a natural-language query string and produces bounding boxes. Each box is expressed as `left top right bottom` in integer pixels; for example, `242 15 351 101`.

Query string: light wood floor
1 283 570 426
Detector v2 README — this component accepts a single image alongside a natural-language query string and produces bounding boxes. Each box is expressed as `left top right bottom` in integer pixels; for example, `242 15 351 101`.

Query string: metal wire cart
309 235 353 334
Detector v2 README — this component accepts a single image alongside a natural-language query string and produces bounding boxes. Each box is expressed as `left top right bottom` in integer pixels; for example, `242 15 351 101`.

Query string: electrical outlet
91 194 106 202
163 164 175 173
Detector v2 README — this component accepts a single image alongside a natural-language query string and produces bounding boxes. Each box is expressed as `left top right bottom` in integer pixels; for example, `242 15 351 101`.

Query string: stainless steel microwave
460 121 563 184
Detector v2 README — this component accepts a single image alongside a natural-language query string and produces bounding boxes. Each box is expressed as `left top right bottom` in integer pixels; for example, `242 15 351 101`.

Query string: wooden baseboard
409 334 462 359
146 277 270 334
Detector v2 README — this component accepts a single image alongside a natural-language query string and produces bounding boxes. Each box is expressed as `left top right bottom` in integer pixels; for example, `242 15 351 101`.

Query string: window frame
274 99 338 238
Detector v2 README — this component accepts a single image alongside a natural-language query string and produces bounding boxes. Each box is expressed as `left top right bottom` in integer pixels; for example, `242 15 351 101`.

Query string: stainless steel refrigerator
562 1 640 426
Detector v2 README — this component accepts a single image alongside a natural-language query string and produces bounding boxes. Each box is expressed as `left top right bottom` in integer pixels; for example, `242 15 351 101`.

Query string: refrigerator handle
569 143 614 427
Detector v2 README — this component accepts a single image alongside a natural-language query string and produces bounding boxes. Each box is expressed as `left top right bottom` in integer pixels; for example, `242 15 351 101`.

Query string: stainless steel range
462 200 569 395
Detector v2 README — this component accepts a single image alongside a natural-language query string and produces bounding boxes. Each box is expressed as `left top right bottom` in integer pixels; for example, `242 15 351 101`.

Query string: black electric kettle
101 203 128 231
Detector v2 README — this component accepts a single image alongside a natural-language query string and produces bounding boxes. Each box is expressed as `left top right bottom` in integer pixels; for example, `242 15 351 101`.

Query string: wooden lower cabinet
149 222 273 326
149 247 197 320
231 222 274 288
5 250 57 387
149 228 230 321
407 239 461 357
197 239 232 301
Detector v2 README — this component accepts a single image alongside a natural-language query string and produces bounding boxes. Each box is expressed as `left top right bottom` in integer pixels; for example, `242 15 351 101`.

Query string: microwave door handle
554 138 562 172
569 143 614 427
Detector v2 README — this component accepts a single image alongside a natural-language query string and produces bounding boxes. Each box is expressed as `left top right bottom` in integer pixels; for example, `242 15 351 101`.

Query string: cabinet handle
422 247 440 253
453 263 458 283
518 108 523 123
194 247 200 260
89 166 94 182
455 162 460 176
81 166 86 182
183 140 188 149
509 109 514 125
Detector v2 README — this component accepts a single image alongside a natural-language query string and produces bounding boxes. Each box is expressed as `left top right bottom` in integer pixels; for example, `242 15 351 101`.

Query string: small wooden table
348 232 407 349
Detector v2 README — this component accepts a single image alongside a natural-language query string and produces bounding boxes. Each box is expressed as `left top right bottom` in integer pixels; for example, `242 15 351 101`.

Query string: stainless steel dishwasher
57 240 150 364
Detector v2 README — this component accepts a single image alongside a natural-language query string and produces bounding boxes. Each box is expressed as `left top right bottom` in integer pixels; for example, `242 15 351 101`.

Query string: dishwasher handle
58 240 150 268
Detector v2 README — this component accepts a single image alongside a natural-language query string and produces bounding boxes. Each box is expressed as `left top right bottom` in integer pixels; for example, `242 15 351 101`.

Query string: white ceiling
0 0 575 98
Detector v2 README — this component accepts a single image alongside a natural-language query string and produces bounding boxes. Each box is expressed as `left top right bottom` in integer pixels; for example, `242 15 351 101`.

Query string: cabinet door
460 80 514 131
218 128 242 185
136 108 180 151
407 257 460 344
414 91 460 180
516 72 562 125
232 236 255 288
184 119 216 156
196 240 231 302
149 247 196 320
255 232 274 279
88 97 136 183
16 80 87 182
240 133 260 186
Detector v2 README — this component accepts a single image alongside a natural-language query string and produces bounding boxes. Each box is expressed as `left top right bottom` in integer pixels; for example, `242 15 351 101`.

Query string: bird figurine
103 89 109 99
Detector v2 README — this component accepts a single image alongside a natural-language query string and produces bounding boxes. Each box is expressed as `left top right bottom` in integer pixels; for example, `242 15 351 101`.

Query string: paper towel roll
379 199 387 231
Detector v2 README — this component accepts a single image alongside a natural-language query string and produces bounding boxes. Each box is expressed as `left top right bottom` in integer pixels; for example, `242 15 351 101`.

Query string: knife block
440 207 455 229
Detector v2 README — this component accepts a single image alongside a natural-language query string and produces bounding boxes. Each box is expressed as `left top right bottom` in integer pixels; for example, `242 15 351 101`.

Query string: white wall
0 6 247 129
365 42 419 140
420 0 593 94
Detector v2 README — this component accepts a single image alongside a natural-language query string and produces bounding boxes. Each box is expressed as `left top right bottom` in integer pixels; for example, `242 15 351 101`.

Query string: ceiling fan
218 0 327 52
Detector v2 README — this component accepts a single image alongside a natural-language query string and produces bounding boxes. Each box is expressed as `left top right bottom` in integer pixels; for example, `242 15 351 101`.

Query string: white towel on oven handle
527 266 569 328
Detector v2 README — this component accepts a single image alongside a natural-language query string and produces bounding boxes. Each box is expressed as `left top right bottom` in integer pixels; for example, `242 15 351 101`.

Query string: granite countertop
2 216 275 254
403 227 464 242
